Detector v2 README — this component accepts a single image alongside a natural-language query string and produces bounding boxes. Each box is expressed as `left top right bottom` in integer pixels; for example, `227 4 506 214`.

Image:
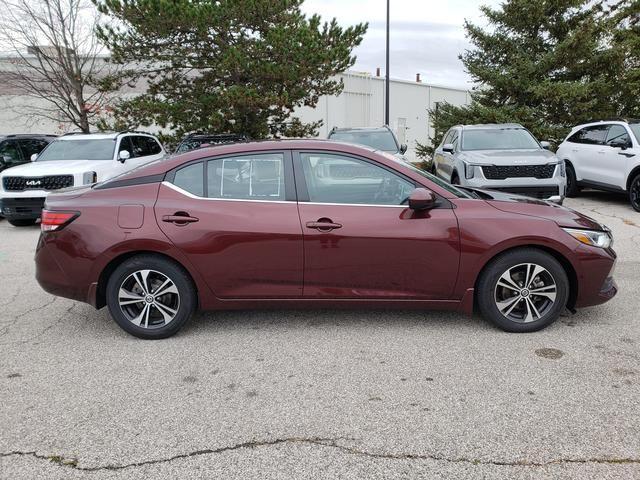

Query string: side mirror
408 188 436 211
540 141 551 150
30 153 38 162
399 143 408 154
118 150 131 162
610 138 631 150
442 143 454 154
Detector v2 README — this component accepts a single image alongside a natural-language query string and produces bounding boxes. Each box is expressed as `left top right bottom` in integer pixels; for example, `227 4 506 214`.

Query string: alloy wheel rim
494 263 557 323
118 269 180 329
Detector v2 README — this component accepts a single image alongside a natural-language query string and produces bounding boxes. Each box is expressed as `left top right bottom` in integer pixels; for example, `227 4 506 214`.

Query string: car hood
0 160 113 177
471 188 605 230
458 149 557 165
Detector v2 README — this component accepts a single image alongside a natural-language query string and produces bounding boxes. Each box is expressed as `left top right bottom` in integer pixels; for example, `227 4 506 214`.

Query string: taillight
41 210 79 232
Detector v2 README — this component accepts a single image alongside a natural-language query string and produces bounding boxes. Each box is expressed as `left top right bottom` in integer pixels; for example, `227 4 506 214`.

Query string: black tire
629 174 640 212
451 172 460 186
476 248 569 333
106 255 197 339
565 163 580 197
8 218 37 227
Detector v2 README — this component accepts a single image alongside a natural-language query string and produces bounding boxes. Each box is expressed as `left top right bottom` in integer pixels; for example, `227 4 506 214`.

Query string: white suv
556 120 640 211
0 132 165 226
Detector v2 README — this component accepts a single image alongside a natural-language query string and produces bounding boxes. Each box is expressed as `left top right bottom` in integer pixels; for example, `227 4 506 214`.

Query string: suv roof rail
116 130 151 136
584 118 640 124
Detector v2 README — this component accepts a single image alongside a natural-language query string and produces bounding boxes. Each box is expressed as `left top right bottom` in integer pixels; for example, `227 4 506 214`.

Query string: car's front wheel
565 163 580 197
476 249 569 333
629 174 640 212
106 255 197 339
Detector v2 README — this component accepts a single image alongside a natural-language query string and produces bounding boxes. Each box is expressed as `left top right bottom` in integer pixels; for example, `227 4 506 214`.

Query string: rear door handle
162 214 199 225
306 218 342 232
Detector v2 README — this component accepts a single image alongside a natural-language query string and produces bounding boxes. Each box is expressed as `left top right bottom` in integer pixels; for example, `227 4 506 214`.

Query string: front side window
441 130 454 147
0 140 23 165
461 128 540 151
18 139 49 159
131 136 162 157
605 125 631 146
568 125 609 145
37 139 115 161
207 154 285 200
300 153 414 205
629 124 640 144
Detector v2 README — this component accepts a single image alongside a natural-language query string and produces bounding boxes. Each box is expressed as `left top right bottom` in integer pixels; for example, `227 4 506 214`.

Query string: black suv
0 134 56 173
175 133 250 154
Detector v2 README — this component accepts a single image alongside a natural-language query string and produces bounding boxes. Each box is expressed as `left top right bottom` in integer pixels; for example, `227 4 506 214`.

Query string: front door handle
162 213 199 225
306 218 342 232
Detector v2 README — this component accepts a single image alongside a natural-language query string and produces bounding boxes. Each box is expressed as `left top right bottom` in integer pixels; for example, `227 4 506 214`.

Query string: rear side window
130 136 162 157
207 154 285 200
173 162 204 197
18 139 49 158
568 125 609 145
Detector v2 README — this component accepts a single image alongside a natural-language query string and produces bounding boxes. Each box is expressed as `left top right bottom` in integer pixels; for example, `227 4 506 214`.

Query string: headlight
83 171 97 185
464 162 475 179
563 228 612 249
558 161 566 177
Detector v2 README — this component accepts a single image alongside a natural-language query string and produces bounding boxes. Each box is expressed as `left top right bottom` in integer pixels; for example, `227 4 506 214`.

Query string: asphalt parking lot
1 191 639 479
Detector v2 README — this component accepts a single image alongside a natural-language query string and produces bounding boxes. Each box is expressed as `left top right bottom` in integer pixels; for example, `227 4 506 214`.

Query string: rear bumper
0 197 45 220
35 233 88 304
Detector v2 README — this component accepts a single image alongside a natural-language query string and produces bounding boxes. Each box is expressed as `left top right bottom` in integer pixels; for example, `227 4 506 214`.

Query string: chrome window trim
163 182 409 208
162 181 293 204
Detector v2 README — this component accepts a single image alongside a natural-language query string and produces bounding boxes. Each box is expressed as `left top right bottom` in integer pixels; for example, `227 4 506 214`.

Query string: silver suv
328 126 409 162
433 124 566 202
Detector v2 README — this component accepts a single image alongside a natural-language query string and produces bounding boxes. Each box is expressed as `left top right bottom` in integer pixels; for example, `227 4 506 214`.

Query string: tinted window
130 136 162 157
118 137 133 156
173 162 204 196
461 128 539 150
568 125 609 145
300 153 414 205
605 125 630 146
18 139 49 159
0 140 23 165
329 130 398 152
37 139 115 161
207 154 285 200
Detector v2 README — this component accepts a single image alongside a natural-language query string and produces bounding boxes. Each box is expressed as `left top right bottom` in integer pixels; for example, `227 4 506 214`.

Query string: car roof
458 123 524 130
56 131 157 141
572 120 634 129
0 134 56 140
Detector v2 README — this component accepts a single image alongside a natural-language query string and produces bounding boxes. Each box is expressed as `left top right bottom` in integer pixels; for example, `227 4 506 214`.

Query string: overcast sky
301 0 502 89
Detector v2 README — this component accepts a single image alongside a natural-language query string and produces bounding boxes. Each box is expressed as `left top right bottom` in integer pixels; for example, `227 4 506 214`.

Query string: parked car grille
488 186 559 200
482 164 556 180
3 175 74 191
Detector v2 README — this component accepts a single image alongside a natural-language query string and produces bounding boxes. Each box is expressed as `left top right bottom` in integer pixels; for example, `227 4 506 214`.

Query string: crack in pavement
2 438 640 472
587 207 640 229
0 296 57 339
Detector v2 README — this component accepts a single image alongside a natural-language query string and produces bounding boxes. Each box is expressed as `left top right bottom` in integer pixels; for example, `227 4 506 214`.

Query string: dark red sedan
35 140 617 339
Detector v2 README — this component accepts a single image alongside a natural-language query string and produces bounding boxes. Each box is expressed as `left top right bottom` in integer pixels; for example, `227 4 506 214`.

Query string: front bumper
574 247 618 309
461 168 567 200
0 197 45 220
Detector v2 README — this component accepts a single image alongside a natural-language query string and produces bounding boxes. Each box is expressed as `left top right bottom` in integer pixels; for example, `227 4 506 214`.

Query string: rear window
329 130 399 152
37 139 115 161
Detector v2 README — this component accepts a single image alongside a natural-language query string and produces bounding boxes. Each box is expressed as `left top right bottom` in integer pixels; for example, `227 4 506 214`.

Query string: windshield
630 124 640 144
330 130 399 152
37 139 115 161
461 129 540 151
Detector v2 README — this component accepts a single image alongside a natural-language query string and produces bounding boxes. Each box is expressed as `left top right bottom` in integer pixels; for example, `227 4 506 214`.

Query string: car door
128 135 165 168
572 125 610 183
433 130 454 179
294 151 460 299
601 125 633 189
155 151 303 298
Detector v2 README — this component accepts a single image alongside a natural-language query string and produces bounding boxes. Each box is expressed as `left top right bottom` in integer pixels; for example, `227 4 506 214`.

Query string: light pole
385 0 390 126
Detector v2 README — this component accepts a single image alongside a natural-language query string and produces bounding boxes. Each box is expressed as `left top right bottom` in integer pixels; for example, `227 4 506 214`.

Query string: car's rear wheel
565 163 580 197
629 174 640 212
106 255 196 339
8 219 37 227
477 249 569 333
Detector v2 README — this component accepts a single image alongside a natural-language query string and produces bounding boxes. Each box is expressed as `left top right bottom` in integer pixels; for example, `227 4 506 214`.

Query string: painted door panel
155 183 303 298
298 203 460 299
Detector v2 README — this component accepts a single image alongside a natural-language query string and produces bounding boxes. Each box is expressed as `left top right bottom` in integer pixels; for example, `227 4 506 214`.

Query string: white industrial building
0 54 470 160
